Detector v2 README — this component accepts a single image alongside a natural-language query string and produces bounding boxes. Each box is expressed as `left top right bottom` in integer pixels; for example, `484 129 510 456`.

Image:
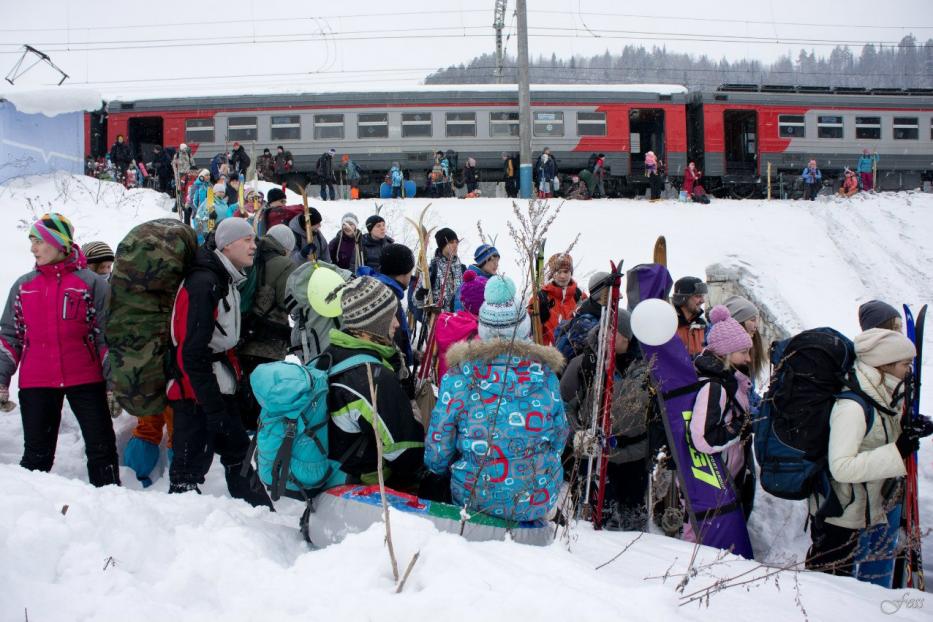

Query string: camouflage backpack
108 219 198 416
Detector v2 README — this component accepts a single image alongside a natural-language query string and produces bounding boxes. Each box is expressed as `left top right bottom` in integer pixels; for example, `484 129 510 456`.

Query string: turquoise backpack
249 353 379 501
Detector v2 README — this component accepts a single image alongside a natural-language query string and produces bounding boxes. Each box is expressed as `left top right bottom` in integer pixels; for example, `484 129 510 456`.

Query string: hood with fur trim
445 338 565 374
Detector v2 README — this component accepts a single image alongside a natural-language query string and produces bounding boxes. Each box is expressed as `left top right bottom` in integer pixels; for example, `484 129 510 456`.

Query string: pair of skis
894 304 926 590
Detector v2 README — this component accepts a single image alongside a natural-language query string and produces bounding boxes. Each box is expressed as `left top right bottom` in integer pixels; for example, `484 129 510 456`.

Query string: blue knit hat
478 275 531 341
473 243 500 267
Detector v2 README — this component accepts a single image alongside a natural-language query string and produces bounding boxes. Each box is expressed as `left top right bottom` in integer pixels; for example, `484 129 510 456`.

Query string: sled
379 183 393 199
404 179 417 198
305 484 554 547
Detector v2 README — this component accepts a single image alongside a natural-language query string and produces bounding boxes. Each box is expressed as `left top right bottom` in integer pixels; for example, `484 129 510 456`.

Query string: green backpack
108 219 198 416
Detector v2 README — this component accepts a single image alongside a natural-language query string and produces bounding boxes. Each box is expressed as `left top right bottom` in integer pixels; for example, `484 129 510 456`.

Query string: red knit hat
706 305 752 356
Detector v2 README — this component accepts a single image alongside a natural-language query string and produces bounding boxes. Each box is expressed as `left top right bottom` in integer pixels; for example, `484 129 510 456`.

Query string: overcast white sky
0 0 930 99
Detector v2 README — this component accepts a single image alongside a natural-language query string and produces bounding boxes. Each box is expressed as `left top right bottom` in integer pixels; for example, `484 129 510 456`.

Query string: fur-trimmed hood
445 338 565 373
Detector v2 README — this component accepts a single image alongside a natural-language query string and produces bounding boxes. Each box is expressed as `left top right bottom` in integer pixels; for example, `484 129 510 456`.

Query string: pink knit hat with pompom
706 305 753 356
459 271 488 316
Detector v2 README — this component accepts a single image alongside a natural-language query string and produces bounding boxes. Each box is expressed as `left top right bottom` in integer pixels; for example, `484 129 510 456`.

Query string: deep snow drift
0 174 930 621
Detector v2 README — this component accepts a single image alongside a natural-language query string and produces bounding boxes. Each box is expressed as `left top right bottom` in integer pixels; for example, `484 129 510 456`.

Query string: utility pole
516 0 533 198
493 0 508 83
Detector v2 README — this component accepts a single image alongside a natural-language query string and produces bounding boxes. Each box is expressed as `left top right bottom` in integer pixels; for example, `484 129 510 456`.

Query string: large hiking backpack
249 353 378 500
108 219 198 416
553 312 600 361
753 327 887 502
284 261 352 363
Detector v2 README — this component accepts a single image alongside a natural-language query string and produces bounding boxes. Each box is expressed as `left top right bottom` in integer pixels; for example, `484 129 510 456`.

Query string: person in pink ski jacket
0 213 119 486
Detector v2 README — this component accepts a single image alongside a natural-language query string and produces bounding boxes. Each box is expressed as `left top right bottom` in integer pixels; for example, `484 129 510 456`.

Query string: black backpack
587 153 599 172
754 328 895 506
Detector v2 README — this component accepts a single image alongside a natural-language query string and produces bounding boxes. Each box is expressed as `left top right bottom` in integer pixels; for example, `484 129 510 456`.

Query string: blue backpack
753 328 891 509
249 353 379 501
553 312 599 361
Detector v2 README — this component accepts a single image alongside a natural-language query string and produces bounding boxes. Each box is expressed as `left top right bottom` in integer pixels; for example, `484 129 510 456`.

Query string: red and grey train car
88 83 932 197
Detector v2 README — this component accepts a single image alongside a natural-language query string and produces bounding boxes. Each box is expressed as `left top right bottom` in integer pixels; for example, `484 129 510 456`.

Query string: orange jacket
676 307 707 356
538 280 587 345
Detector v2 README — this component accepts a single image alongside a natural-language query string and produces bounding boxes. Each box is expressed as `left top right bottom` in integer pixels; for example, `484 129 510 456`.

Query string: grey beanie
214 218 255 251
723 295 758 325
588 271 611 297
266 224 296 254
617 308 633 340
858 300 900 331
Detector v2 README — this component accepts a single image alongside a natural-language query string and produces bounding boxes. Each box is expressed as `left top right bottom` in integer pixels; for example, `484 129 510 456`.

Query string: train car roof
695 88 933 108
107 83 689 110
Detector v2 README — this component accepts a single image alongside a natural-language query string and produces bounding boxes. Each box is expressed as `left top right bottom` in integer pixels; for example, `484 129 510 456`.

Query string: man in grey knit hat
317 276 425 485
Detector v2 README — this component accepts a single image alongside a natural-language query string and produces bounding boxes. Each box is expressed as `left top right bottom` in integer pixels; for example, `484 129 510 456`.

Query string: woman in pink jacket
0 214 119 486
683 305 753 542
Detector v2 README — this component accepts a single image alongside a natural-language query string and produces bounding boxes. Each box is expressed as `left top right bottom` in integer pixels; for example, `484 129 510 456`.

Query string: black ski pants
649 172 663 200
806 518 859 577
19 381 120 486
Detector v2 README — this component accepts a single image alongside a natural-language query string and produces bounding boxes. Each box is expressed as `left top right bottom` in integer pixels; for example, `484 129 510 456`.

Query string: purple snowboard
629 263 753 559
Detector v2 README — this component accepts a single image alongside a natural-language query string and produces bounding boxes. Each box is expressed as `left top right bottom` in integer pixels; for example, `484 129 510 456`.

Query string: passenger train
89 83 933 197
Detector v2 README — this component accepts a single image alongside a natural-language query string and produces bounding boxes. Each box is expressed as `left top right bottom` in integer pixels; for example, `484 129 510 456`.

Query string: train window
185 118 214 143
893 117 918 140
577 111 606 136
358 113 388 139
446 112 477 137
778 115 805 138
533 111 564 137
270 115 300 141
489 112 520 137
314 114 345 140
855 116 881 140
817 115 843 139
227 116 257 141
402 112 432 138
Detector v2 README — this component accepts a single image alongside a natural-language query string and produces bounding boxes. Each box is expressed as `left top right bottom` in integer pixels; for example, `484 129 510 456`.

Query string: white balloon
630 298 678 346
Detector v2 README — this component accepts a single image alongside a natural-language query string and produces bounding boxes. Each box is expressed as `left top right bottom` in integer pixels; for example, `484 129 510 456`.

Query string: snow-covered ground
0 173 930 621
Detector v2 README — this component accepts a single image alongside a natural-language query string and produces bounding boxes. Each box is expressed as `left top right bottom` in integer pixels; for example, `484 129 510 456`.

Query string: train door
629 109 665 174
127 116 164 163
723 110 757 175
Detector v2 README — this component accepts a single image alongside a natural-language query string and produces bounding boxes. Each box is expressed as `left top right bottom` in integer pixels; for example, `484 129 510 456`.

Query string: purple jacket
0 247 109 389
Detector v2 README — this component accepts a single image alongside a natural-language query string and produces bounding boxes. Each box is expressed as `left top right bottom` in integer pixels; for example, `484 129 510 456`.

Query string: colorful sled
305 485 554 547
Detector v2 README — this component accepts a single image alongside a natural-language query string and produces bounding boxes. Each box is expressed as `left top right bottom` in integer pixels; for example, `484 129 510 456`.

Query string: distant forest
425 36 933 89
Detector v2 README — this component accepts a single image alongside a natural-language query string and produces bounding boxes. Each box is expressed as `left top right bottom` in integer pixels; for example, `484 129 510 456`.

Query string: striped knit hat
478 275 531 341
81 241 114 265
340 276 399 339
30 213 74 254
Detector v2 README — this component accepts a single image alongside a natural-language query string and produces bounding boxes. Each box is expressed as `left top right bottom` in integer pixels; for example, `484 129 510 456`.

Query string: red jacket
683 167 702 194
0 247 108 389
539 280 586 346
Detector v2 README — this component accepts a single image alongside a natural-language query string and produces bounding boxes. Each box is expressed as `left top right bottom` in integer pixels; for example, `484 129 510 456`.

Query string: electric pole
516 0 533 198
493 0 507 83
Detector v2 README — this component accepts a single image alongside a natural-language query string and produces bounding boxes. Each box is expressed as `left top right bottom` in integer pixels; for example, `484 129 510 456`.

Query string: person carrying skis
329 212 363 272
537 252 586 347
856 149 879 191
288 208 331 265
806 329 933 579
424 275 569 521
801 159 822 201
236 224 297 430
166 218 272 508
316 148 337 201
389 162 404 199
257 148 275 181
360 214 394 273
317 276 425 488
273 145 293 184
671 276 708 357
0 214 120 487
683 305 755 543
421 228 464 313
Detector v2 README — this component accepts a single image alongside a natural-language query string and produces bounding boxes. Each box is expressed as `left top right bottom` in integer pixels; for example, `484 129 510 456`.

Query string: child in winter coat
425 275 569 521
684 305 754 543
390 162 404 199
434 270 485 380
537 253 586 346
839 169 859 198
0 214 120 486
801 160 822 200
418 228 464 313
806 329 933 581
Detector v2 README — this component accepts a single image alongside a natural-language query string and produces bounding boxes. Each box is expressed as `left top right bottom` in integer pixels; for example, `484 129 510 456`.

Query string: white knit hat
266 224 296 254
854 328 916 368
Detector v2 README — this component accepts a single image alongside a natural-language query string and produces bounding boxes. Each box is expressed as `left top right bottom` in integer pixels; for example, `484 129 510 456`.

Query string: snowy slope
0 175 931 620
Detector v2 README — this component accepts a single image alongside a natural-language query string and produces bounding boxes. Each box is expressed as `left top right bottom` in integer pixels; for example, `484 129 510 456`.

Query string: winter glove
0 385 13 412
895 416 933 458
299 243 317 261
106 391 123 419
208 210 218 221
205 409 229 435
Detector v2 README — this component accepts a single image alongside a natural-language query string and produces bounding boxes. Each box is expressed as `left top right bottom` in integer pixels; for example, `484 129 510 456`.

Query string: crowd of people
0 197 927 588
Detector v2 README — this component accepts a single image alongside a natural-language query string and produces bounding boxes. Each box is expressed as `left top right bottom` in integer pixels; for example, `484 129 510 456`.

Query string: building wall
0 101 84 183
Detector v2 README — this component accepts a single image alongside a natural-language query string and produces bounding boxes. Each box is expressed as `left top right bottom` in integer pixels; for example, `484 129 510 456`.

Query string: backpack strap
329 354 381 376
835 390 875 433
661 378 710 400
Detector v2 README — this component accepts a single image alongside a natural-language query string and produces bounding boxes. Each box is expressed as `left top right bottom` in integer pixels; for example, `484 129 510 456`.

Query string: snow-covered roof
0 88 103 117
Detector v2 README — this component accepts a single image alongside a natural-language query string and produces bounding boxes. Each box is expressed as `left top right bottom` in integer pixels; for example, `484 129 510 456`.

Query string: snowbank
0 88 103 117
0 175 930 619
